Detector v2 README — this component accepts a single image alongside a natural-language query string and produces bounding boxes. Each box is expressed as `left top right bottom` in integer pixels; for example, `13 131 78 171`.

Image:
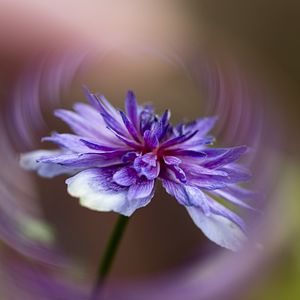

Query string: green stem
91 215 129 299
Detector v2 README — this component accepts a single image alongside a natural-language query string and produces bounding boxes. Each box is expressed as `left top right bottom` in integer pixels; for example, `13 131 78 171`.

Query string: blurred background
0 1 299 299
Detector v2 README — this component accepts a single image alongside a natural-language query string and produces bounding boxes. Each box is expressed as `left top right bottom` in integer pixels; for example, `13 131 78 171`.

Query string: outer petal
186 206 247 251
185 116 218 137
20 150 76 178
162 178 247 251
42 133 99 153
54 108 120 145
212 189 257 211
162 180 208 208
73 102 104 121
203 146 248 169
66 168 153 216
38 151 127 168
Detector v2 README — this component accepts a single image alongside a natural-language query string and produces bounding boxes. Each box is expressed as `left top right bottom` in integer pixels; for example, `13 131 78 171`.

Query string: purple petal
92 94 128 137
164 165 187 183
168 150 206 159
113 167 138 186
155 110 171 140
143 130 159 150
186 175 228 190
203 146 248 169
82 86 101 110
125 90 139 129
120 111 141 142
128 180 154 201
219 166 251 183
121 151 140 163
133 154 160 180
171 165 187 183
139 107 155 133
212 189 257 211
107 126 142 149
162 180 208 207
159 130 198 150
73 102 103 120
80 139 122 151
163 155 181 165
141 153 157 166
201 148 228 157
20 150 76 178
160 109 171 126
100 111 128 137
181 135 215 149
42 133 92 153
185 116 218 137
225 185 260 200
54 109 103 139
181 164 228 177
54 107 120 146
97 94 121 120
38 151 126 168
151 121 164 139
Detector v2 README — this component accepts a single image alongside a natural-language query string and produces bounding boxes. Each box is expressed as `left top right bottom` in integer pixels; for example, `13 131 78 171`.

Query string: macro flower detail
20 87 254 251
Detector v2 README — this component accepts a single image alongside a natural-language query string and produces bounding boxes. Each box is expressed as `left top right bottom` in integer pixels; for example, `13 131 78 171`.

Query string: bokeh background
0 1 299 299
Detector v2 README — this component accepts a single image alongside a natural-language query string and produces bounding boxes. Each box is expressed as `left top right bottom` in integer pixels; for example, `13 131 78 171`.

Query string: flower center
133 152 160 180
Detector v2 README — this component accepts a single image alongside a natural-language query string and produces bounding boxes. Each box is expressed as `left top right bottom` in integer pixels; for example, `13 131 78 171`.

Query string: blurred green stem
91 215 129 299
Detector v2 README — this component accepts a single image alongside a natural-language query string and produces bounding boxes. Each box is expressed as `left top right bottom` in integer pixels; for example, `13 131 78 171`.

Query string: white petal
20 150 72 178
186 206 247 251
66 168 153 216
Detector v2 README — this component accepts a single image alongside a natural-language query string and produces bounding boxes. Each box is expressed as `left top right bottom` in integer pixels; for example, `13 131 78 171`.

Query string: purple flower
20 87 254 251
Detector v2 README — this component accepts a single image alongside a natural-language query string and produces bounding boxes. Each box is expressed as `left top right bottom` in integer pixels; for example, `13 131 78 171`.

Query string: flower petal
163 156 181 166
54 109 103 140
120 111 140 142
160 130 198 150
133 154 160 180
73 101 105 124
185 174 228 190
80 139 121 151
94 94 129 137
143 129 159 150
125 90 139 129
212 189 257 211
186 205 247 251
42 133 98 153
219 165 251 182
203 146 248 169
205 194 246 231
113 167 137 186
38 151 126 168
185 116 218 137
128 180 154 201
20 150 75 178
181 164 228 177
66 168 153 216
162 180 208 207
107 126 142 149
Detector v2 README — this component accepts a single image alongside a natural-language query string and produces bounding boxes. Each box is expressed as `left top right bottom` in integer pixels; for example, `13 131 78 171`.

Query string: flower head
21 87 254 251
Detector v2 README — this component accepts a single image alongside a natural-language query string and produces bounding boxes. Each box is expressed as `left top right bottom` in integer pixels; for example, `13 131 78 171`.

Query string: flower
20 87 254 251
